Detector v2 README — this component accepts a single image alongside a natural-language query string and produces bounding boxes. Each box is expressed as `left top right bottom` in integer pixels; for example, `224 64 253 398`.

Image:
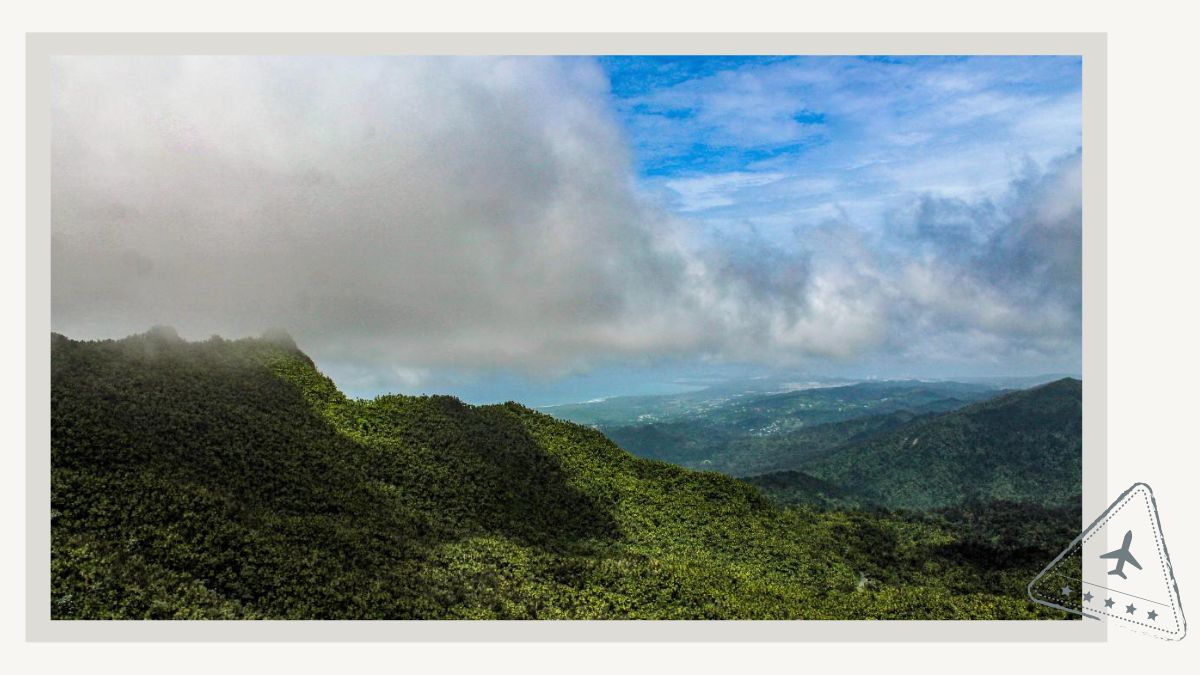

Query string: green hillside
576 382 1001 476
783 379 1082 510
51 330 1070 620
607 409 923 476
741 470 865 511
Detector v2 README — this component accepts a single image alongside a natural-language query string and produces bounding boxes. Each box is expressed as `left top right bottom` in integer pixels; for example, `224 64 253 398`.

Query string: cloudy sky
51 55 1082 403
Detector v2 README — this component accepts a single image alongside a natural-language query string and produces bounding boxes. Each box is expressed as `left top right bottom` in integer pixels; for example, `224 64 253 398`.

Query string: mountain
740 470 861 511
758 379 1082 510
538 376 857 428
606 409 921 476
555 381 1004 476
50 330 1068 620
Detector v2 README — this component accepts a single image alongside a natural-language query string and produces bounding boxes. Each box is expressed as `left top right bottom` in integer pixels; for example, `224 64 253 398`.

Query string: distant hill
607 408 919 476
50 330 1069 619
588 381 1003 476
775 378 1082 510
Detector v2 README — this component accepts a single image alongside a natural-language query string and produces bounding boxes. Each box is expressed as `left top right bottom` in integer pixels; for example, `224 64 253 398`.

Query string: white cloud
51 57 891 377
51 56 1082 386
663 171 786 211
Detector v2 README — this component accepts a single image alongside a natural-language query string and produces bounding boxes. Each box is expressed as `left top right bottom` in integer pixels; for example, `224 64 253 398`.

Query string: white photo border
25 32 1107 642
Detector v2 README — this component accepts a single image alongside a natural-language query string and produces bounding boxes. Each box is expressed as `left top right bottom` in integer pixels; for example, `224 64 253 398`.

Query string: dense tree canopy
51 331 1078 619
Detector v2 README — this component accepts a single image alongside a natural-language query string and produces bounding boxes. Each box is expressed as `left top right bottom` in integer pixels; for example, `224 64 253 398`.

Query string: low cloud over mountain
51 56 1081 387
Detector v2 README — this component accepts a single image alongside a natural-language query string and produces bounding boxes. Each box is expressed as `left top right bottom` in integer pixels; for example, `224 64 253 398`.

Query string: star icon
1147 610 1158 621
1083 591 1094 603
1126 603 1137 615
1061 585 1072 597
1104 597 1115 608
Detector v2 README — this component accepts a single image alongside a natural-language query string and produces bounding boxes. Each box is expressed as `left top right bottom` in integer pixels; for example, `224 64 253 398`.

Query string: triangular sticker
1030 483 1187 640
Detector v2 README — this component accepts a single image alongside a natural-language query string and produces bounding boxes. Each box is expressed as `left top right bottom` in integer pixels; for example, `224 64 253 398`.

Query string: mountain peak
260 327 299 350
144 324 183 342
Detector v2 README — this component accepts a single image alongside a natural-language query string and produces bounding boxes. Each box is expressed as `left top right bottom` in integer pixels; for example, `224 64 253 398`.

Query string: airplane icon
1100 529 1143 579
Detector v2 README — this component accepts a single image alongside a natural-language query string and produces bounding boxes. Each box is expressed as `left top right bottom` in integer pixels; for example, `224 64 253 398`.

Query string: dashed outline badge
1029 483 1187 640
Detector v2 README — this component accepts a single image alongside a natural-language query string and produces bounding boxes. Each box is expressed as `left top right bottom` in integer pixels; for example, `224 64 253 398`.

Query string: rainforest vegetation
50 329 1080 619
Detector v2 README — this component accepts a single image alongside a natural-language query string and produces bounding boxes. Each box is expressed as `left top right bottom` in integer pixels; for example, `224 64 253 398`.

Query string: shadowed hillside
51 330 1072 620
753 379 1082 510
572 381 1004 476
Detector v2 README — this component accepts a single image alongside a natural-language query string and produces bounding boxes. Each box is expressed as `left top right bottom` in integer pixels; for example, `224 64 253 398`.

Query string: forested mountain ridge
564 381 1004 476
762 378 1082 510
51 330 1070 620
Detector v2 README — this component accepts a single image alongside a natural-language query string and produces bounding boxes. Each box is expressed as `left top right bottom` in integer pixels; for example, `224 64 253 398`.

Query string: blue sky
601 55 1080 238
51 55 1083 404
